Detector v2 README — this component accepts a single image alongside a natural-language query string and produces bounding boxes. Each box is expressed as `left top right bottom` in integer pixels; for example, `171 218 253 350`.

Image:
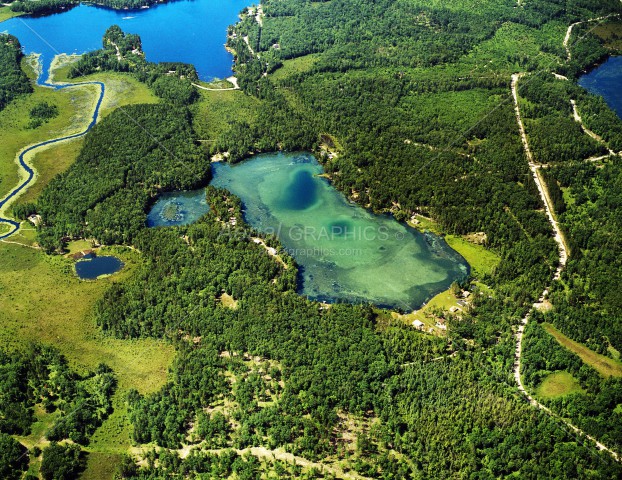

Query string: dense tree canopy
0 34 32 113
3 0 622 476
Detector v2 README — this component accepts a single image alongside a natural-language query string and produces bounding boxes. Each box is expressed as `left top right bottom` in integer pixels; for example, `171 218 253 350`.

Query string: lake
211 152 469 310
579 56 622 118
147 188 210 228
75 253 124 279
0 0 249 81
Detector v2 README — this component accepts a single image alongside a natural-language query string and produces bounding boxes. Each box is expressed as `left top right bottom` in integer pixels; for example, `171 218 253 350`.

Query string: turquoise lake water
147 189 210 228
0 0 249 81
211 152 469 310
75 253 124 279
579 56 622 118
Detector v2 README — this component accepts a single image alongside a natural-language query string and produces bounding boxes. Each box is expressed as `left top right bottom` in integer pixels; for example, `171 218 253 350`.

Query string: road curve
0 68 105 240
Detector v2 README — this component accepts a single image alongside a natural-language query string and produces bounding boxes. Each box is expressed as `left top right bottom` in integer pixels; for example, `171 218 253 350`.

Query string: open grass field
51 55 159 119
445 235 500 277
536 371 584 399
0 243 174 391
543 323 622 378
593 21 622 51
410 215 500 278
0 6 21 22
192 88 261 145
270 53 320 81
0 242 174 472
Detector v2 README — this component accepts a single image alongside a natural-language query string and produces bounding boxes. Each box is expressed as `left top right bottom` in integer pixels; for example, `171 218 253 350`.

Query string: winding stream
0 65 105 240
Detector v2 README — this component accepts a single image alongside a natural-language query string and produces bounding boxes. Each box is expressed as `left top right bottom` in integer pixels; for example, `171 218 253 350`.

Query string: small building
412 320 424 329
449 306 461 313
28 214 42 226
462 290 471 299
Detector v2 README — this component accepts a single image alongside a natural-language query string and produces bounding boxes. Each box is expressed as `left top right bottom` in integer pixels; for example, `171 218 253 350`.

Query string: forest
36 102 209 251
7 0 176 15
2 0 622 477
0 34 31 113
0 346 115 477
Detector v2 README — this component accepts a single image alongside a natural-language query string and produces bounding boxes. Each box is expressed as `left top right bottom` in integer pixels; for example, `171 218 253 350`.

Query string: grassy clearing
0 242 174 470
192 89 261 144
536 371 584 399
409 214 442 234
445 234 500 277
409 215 500 278
16 138 85 206
270 53 320 81
0 6 21 22
83 452 123 480
543 323 622 378
0 243 174 392
393 289 462 334
220 292 239 309
50 55 159 120
593 22 622 51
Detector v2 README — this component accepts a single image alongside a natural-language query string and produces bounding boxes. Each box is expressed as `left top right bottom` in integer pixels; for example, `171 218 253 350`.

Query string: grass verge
543 323 622 378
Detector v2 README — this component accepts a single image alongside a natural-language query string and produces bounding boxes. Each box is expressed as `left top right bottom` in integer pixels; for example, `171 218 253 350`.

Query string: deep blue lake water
75 254 124 279
0 0 249 81
579 56 622 118
147 188 209 227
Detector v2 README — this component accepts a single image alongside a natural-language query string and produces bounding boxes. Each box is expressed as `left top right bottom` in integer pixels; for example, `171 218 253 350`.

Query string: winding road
511 73 619 461
0 67 105 240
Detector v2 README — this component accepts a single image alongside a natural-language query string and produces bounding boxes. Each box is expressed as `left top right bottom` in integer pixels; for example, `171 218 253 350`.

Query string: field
0 58 99 206
445 234 500 277
270 53 320 81
0 243 174 391
410 215 500 278
0 6 21 22
191 88 261 145
593 22 622 51
50 55 159 119
0 242 174 470
543 323 622 378
536 371 584 399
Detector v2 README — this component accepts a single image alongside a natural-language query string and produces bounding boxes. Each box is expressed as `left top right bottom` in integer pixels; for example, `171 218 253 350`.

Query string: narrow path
511 73 619 461
571 99 616 155
192 76 239 92
511 73 569 271
0 67 105 240
564 14 617 60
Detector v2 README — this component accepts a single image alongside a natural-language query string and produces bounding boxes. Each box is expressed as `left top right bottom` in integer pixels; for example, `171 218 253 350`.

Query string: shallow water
211 152 469 310
579 56 622 118
75 254 124 279
146 189 210 228
0 0 249 81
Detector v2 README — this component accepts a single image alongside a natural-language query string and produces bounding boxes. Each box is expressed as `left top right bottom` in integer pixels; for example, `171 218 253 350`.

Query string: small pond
75 253 124 280
146 189 210 228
